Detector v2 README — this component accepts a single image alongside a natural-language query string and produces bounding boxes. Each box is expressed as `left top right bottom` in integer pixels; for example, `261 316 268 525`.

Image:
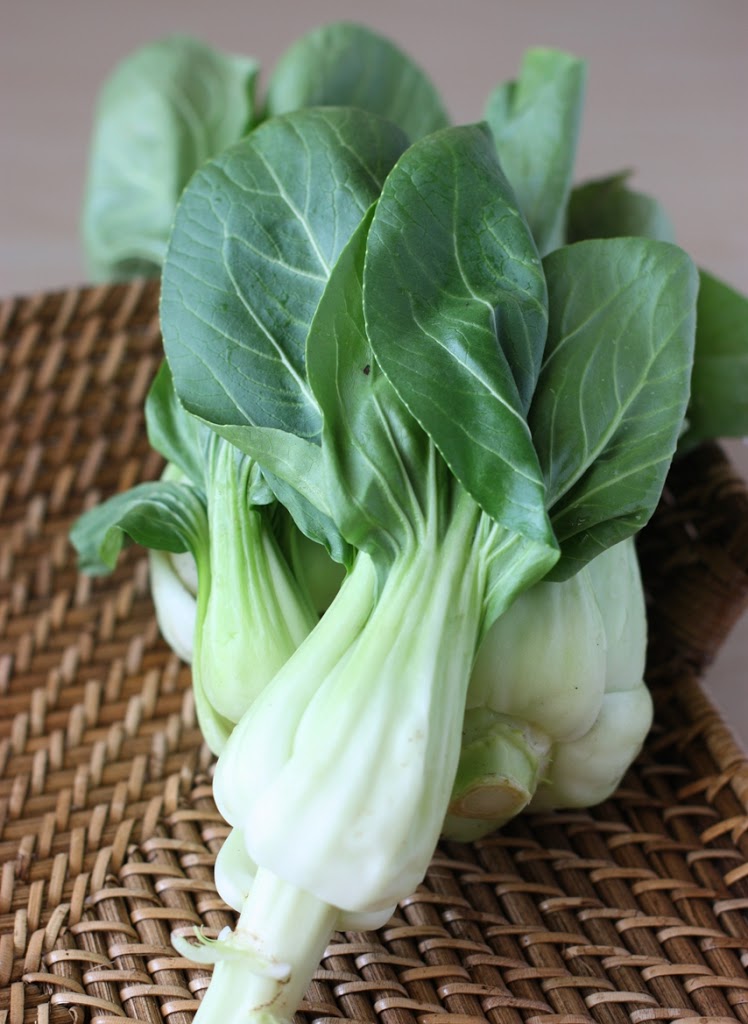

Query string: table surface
3 0 747 745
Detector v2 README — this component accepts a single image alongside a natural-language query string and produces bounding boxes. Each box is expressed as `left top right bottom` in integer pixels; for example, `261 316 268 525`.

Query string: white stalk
443 557 607 840
530 538 652 810
148 548 198 662
443 710 552 841
177 867 337 1024
215 826 394 932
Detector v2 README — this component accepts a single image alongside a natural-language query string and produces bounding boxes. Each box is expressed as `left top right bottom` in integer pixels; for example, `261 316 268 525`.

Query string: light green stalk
154 438 319 755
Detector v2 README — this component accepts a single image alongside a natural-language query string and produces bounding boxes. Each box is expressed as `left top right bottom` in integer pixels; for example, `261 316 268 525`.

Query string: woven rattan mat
2 280 748 1024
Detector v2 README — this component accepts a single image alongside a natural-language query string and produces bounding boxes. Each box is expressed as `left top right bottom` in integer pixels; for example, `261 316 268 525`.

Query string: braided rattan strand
1 280 747 1024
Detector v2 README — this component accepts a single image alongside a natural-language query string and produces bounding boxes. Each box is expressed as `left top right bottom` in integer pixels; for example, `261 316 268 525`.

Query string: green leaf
306 209 433 561
161 107 409 438
266 21 448 141
70 481 208 575
684 270 748 444
363 123 552 546
145 360 206 486
485 48 586 255
82 35 258 281
567 171 676 244
532 238 698 579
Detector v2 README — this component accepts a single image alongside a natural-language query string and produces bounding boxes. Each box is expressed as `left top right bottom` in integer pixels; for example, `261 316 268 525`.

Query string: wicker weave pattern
1 281 748 1024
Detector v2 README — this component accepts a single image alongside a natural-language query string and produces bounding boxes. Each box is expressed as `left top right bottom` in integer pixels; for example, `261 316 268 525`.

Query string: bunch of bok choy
71 22 748 1024
155 104 695 1023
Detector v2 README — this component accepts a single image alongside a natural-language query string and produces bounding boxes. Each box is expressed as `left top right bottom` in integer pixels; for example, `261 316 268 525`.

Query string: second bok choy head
81 22 448 283
157 103 697 1024
69 359 318 755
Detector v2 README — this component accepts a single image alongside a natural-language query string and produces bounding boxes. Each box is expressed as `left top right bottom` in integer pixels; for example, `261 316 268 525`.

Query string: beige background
2 1 747 742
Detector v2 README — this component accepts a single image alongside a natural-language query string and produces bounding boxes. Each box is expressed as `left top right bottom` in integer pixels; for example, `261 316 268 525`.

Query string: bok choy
151 107 695 1023
70 23 748 1024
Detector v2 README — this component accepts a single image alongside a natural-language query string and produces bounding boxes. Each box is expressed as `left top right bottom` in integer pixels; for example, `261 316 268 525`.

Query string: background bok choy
81 22 446 282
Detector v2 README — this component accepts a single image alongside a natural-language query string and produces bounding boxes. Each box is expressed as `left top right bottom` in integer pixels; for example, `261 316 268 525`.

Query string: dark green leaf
532 238 698 579
161 107 409 438
307 209 434 561
485 49 586 255
266 21 448 140
364 123 552 546
683 270 748 445
82 35 258 281
70 481 208 575
567 171 676 244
